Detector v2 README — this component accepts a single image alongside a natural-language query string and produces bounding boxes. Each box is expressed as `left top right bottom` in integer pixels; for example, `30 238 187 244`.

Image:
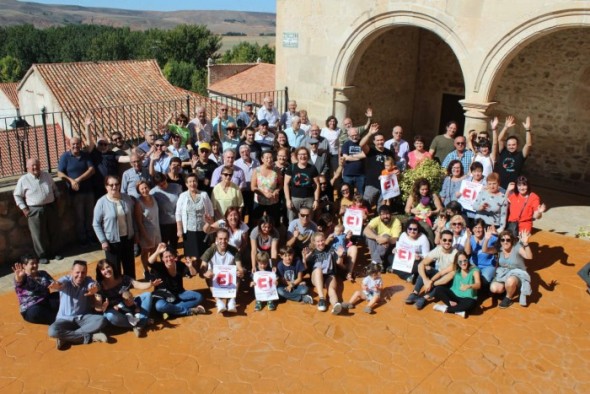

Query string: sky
19 0 276 13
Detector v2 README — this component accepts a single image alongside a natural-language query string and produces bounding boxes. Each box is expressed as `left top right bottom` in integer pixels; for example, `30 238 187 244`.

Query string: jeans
48 314 107 345
154 290 203 317
277 284 309 302
479 266 496 284
342 174 365 196
363 185 383 208
21 293 59 325
104 292 152 328
578 263 590 286
413 267 438 294
366 237 394 265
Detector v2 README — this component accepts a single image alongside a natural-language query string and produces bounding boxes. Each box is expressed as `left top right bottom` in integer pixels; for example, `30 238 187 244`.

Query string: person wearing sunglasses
483 227 532 308
431 251 481 318
212 105 236 139
286 206 317 257
474 172 508 232
441 135 474 175
148 138 173 177
211 166 243 220
468 219 498 287
405 229 458 310
434 214 470 253
162 111 192 148
391 219 431 281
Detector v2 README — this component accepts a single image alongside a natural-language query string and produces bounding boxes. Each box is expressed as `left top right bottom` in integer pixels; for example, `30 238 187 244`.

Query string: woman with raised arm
134 180 161 279
505 176 546 236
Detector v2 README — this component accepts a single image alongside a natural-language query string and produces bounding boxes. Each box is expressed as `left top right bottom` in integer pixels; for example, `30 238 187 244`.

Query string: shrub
399 159 446 201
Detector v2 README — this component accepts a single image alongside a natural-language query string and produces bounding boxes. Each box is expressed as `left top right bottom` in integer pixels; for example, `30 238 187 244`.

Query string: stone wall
0 179 77 266
491 28 590 189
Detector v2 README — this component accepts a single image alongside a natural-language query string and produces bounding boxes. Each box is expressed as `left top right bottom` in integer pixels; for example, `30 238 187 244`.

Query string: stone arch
476 8 590 99
331 9 469 88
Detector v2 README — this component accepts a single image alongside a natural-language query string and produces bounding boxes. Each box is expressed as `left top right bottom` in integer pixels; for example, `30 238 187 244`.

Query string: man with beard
360 123 395 208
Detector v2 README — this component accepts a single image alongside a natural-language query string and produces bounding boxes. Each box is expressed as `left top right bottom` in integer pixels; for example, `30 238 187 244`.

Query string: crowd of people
12 98 547 350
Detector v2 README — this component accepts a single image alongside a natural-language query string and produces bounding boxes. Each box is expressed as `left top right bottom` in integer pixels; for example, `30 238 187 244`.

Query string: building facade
276 0 590 193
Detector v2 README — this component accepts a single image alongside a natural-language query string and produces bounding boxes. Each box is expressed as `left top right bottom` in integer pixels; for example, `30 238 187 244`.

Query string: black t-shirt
237 140 263 161
365 147 394 188
286 163 319 199
342 140 364 176
151 261 189 295
495 148 526 189
193 159 219 196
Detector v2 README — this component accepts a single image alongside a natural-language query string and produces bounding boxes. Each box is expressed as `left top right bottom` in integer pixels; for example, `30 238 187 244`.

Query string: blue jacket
93 194 135 244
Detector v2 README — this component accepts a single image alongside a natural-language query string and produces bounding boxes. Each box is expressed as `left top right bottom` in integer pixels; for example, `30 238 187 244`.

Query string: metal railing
0 88 288 180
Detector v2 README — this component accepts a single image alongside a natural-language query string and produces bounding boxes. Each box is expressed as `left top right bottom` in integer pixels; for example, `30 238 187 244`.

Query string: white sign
343 208 364 236
380 173 400 199
458 180 483 212
211 265 237 298
391 244 415 273
253 271 279 302
282 32 299 48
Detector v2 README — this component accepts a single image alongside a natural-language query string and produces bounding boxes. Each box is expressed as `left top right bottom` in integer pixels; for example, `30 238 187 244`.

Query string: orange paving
1 230 589 393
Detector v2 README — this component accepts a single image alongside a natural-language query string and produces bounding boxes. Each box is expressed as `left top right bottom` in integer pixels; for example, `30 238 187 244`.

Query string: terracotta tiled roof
208 63 276 100
18 60 217 139
0 82 19 109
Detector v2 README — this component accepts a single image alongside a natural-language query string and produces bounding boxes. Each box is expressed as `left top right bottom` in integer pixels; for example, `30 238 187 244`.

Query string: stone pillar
333 86 354 122
459 100 497 133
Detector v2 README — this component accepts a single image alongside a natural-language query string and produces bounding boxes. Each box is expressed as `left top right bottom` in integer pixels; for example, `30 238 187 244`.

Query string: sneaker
499 297 513 309
455 311 466 318
331 302 343 315
133 326 145 338
317 298 327 312
227 298 237 313
267 301 276 311
189 305 206 315
341 302 354 309
254 301 263 311
405 292 419 305
415 297 427 310
302 295 314 305
126 313 140 327
91 332 108 344
406 274 416 283
363 306 373 314
55 338 66 351
433 304 448 313
216 299 227 314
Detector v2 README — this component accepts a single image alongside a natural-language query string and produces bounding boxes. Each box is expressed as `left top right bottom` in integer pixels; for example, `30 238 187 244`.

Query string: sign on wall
283 32 299 48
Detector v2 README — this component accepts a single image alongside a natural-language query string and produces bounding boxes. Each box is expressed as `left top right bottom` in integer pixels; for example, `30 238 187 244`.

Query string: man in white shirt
384 125 410 170
256 96 280 131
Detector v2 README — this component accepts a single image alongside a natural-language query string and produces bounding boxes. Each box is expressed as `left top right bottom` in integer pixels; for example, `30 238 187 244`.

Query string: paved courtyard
0 226 588 393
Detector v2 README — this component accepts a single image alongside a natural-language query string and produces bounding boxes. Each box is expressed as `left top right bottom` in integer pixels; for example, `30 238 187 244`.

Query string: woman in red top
506 176 546 233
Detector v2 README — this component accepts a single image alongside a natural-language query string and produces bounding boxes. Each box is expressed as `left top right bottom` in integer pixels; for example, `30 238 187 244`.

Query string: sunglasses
106 183 120 187
341 189 350 193
458 259 469 264
155 144 165 147
227 128 236 131
456 142 466 145
319 182 327 186
221 173 233 177
299 213 309 218
407 227 418 232
451 222 463 226
500 238 512 242
112 137 122 141
441 238 453 242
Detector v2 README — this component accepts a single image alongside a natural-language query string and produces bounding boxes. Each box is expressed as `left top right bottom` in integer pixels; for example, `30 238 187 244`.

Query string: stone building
275 0 590 194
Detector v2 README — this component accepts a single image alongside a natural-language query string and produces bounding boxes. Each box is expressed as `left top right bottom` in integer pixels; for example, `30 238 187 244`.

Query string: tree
163 60 197 91
162 25 221 69
0 55 22 82
191 68 208 96
220 42 275 64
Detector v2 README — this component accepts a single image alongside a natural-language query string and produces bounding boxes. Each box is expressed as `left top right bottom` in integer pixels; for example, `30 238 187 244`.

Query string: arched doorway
341 26 465 143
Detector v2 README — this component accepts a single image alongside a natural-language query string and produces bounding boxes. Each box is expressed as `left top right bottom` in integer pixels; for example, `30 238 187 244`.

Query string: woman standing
407 135 432 169
474 172 508 232
135 180 161 279
93 175 136 278
432 251 481 318
96 259 159 337
320 115 341 180
13 254 59 325
506 176 546 236
284 146 320 222
251 150 282 227
440 160 466 205
176 173 214 260
211 166 244 219
274 147 291 226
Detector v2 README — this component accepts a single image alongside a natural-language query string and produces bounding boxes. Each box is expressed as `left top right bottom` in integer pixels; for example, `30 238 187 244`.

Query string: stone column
459 100 497 133
333 86 354 122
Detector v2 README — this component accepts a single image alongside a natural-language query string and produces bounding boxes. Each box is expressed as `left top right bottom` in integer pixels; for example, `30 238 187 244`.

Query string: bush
399 159 446 201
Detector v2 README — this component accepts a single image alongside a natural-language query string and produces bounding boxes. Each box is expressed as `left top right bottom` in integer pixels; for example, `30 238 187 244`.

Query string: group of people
12 98 546 350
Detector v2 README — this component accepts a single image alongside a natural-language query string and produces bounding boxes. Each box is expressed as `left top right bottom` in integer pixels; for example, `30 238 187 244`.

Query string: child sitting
114 289 141 326
342 263 383 314
250 252 278 311
414 196 433 226
276 247 313 304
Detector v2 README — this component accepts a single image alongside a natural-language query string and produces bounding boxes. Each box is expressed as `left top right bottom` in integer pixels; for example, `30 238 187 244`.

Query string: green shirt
451 266 479 299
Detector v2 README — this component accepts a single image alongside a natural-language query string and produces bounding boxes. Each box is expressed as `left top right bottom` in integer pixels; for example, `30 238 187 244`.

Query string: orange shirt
508 192 540 232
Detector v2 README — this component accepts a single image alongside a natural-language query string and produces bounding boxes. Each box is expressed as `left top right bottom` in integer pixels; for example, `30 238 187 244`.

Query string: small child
276 247 313 304
414 196 433 226
342 264 383 314
379 157 398 206
114 289 141 326
250 252 278 311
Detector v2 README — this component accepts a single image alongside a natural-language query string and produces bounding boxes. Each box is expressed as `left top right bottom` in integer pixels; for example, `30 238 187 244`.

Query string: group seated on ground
13 99 548 350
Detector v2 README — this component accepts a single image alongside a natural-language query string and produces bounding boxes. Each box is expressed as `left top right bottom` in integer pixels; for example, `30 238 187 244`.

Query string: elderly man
384 125 410 170
441 135 475 175
285 116 306 149
496 115 533 189
339 107 373 148
254 119 275 148
48 260 108 351
212 104 236 139
121 153 151 199
429 121 458 164
257 96 280 131
341 127 367 195
188 106 214 144
363 205 402 272
236 101 259 132
280 100 299 130
58 137 95 245
360 124 395 207
136 129 157 156
14 158 62 263
235 144 260 223
210 149 247 189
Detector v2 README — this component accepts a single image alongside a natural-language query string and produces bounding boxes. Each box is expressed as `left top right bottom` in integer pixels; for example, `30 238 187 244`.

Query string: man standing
339 107 373 148
441 135 475 174
212 105 236 139
14 158 62 264
360 124 395 207
341 127 367 195
48 260 108 350
237 127 263 161
363 205 402 272
384 125 410 170
191 142 218 196
210 149 246 189
254 119 275 148
235 144 260 223
236 101 259 132
58 137 95 245
496 116 533 189
121 153 151 199
188 106 214 144
429 121 458 164
284 116 306 149
257 96 280 131
280 100 299 130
